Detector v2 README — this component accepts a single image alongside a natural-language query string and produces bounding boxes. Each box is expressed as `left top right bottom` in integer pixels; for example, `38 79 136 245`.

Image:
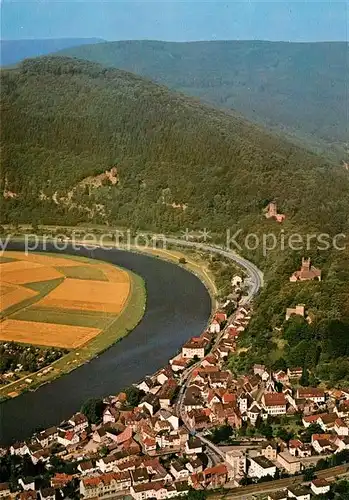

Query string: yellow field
0 251 131 348
0 319 101 348
3 251 84 267
1 265 64 285
0 283 38 312
38 278 130 313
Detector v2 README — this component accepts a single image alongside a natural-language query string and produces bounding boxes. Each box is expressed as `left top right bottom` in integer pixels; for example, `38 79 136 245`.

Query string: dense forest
1 56 349 384
58 40 349 159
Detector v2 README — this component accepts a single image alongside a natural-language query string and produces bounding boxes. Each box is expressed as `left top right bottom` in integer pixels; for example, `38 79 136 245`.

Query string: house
277 451 301 474
80 472 131 499
137 377 156 393
286 304 306 321
185 437 203 455
159 409 179 430
248 456 276 479
69 412 89 431
158 379 178 408
287 485 310 500
78 460 96 475
273 370 289 383
289 258 321 282
261 442 277 461
170 461 190 480
130 468 149 485
170 356 189 372
36 427 58 447
183 387 204 412
156 367 172 386
296 387 325 403
130 481 179 500
318 412 338 431
138 394 160 416
19 478 35 491
182 337 206 359
334 435 349 452
225 450 246 478
209 319 221 334
312 438 336 454
310 478 331 496
96 454 120 473
39 487 55 500
262 393 287 415
0 483 10 498
50 473 73 489
201 464 228 488
288 440 312 458
103 406 119 425
334 418 349 435
247 403 261 425
267 492 288 500
57 429 79 447
10 442 29 456
208 371 231 389
287 367 303 379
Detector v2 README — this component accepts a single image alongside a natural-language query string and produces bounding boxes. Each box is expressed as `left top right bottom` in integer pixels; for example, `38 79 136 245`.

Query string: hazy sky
2 0 348 42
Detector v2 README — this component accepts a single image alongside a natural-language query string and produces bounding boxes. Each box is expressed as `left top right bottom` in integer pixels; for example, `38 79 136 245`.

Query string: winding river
0 244 211 445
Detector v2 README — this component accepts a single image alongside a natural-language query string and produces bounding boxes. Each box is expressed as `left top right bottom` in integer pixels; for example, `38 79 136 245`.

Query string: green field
55 265 108 281
12 306 114 328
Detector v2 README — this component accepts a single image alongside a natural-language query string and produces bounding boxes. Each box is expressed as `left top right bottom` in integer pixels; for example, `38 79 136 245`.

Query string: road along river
0 243 212 444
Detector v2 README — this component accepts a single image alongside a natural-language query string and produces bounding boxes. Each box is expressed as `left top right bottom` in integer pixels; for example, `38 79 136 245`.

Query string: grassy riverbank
0 251 146 400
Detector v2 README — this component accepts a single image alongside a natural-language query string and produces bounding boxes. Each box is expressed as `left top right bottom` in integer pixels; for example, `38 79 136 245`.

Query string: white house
287 485 310 500
19 478 36 491
248 456 276 479
262 393 287 416
310 479 331 496
225 450 246 479
182 338 206 359
296 388 325 403
209 319 221 334
170 461 190 480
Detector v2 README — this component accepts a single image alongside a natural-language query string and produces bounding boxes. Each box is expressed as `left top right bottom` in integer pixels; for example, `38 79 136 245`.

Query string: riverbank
0 251 146 400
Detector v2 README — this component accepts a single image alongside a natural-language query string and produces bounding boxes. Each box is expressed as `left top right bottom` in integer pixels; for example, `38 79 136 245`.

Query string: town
0 260 348 500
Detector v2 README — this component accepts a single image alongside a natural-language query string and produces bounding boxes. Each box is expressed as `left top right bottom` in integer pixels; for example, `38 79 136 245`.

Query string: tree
124 386 144 407
303 467 316 481
300 367 309 386
179 257 187 264
80 398 104 424
184 488 207 500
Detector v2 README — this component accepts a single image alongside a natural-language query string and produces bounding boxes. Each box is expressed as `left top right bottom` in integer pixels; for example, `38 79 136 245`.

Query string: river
0 244 211 445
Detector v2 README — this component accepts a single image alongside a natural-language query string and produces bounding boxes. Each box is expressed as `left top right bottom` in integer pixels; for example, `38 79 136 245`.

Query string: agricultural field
0 250 145 398
0 250 130 348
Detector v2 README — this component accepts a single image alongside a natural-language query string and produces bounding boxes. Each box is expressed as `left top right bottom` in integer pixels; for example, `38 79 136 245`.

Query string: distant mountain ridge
57 39 348 159
0 38 105 66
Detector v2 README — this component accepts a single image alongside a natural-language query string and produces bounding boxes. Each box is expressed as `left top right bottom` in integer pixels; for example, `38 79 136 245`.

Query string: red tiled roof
203 464 227 476
264 393 286 406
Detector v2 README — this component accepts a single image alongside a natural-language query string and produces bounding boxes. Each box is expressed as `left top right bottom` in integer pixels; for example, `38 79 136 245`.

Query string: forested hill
0 38 104 67
57 40 349 159
2 56 349 384
2 56 348 232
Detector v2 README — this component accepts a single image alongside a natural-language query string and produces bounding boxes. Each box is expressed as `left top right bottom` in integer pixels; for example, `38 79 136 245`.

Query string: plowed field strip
0 319 101 349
